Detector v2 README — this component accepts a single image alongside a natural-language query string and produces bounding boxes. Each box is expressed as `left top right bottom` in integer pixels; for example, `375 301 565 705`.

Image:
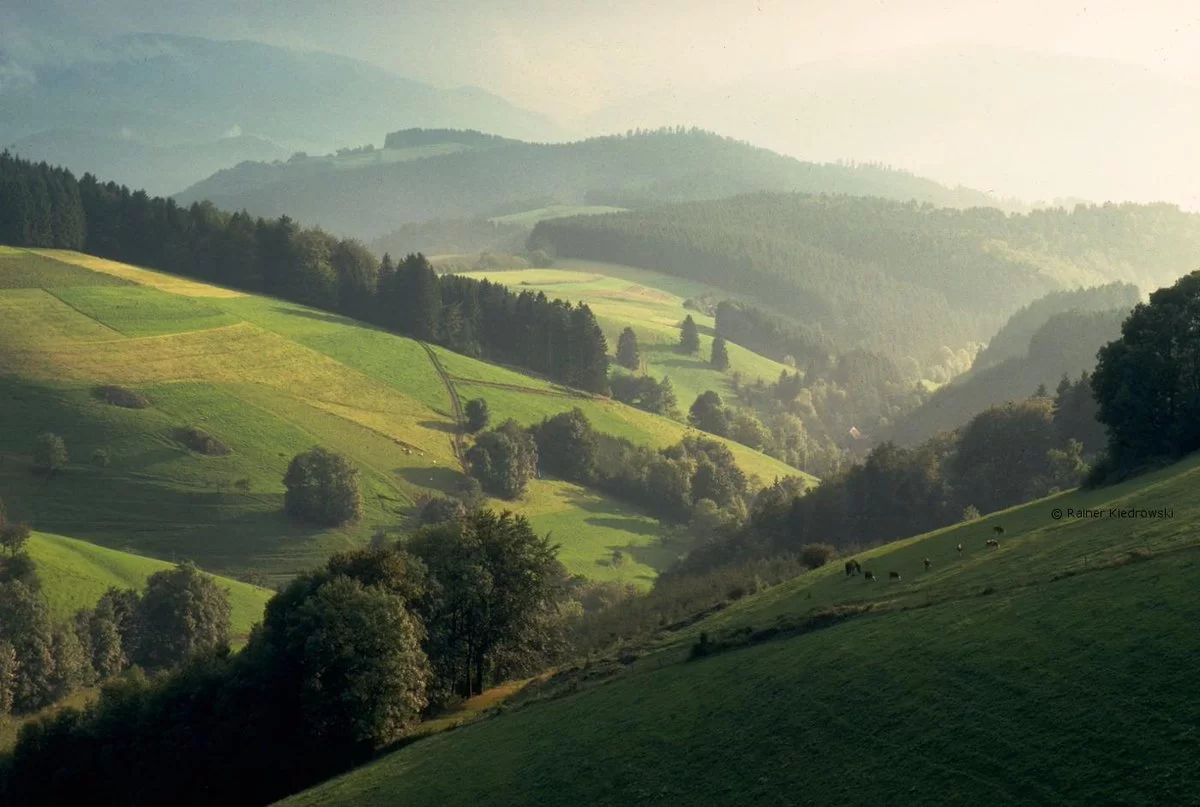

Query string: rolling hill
530 193 1200 362
0 246 806 588
25 530 271 641
5 129 289 197
460 261 798 411
282 453 1200 806
0 34 559 192
585 43 1200 208
174 128 1008 241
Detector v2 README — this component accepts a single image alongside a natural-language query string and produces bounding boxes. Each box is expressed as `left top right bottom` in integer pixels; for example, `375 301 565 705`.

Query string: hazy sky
5 0 1200 119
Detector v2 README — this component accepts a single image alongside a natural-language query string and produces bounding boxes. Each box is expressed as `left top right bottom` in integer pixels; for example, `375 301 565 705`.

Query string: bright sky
6 0 1200 118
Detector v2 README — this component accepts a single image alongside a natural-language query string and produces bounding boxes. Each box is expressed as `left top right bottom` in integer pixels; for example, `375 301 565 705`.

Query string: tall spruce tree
616 327 640 370
710 334 730 371
680 315 700 354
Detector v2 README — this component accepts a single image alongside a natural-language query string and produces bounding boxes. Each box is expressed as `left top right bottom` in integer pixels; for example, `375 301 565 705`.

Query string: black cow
993 525 1005 535
864 571 876 582
889 571 901 581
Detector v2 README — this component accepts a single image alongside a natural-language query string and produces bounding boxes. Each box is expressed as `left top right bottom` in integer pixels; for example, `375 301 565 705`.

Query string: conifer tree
616 327 640 370
711 334 730 371
680 315 700 354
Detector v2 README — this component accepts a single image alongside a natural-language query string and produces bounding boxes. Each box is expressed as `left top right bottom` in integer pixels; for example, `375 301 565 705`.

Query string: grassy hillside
461 262 797 413
26 531 271 641
531 194 1200 362
0 248 804 587
283 455 1200 806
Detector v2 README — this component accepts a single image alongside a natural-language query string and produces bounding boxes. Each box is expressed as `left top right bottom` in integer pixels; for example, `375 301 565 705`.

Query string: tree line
673 376 1103 576
0 507 566 805
0 151 609 393
529 193 1200 365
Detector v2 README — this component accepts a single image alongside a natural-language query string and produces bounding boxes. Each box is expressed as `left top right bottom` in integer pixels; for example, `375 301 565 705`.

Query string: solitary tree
465 398 490 433
689 390 729 436
616 327 641 370
465 421 538 500
33 432 68 474
710 334 730 371
679 315 700 354
284 447 363 526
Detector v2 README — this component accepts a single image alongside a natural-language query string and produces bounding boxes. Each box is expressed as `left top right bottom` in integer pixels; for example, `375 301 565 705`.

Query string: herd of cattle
844 525 1006 582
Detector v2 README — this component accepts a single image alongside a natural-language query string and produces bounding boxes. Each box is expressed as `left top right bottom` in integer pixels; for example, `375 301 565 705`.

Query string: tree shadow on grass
418 420 460 435
395 465 467 491
270 305 379 331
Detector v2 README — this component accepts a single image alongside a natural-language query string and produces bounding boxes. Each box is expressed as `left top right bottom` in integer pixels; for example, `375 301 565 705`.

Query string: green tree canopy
616 326 641 370
133 562 231 670
710 334 730 371
465 398 491 433
679 315 701 354
284 447 364 526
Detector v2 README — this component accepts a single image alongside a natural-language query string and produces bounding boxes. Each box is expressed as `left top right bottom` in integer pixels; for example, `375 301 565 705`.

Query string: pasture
283 454 1200 807
0 247 805 586
460 262 799 412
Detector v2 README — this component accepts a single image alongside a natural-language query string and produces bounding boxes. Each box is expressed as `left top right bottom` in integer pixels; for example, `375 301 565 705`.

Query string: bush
94 385 151 409
33 432 68 474
283 447 364 526
90 448 111 467
177 426 232 456
799 543 837 569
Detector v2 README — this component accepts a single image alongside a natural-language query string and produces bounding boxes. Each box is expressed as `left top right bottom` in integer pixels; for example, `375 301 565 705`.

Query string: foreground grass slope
284 457 1200 807
0 248 804 586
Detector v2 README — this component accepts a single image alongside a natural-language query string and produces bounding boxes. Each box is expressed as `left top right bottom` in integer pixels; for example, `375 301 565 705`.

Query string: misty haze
1 2 1199 805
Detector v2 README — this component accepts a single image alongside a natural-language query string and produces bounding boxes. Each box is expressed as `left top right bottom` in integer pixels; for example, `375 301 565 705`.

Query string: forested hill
530 194 1200 363
174 128 1008 240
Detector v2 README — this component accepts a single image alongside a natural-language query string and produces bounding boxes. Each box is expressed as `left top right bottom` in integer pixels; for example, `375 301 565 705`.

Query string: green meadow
0 248 807 592
284 454 1200 807
461 262 799 411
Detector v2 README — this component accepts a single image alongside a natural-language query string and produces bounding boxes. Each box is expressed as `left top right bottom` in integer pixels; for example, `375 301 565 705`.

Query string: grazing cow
956 543 963 553
889 571 901 581
993 525 1005 535
845 560 856 577
864 571 876 582
986 539 1000 548
923 558 931 571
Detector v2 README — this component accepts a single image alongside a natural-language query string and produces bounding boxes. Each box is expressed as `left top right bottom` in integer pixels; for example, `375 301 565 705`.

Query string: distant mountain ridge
0 33 561 193
175 127 1013 241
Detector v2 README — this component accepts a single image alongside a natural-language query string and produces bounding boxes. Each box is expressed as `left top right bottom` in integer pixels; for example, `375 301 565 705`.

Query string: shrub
961 505 981 521
91 448 111 467
799 543 837 569
177 426 232 456
94 385 151 409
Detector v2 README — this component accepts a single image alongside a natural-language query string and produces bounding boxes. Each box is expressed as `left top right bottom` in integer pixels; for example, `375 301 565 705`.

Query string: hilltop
0 246 805 587
531 194 1200 363
283 453 1200 806
174 128 1008 241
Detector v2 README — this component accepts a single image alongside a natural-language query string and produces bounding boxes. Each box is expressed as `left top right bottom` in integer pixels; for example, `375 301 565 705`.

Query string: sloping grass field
461 261 798 410
0 248 806 588
27 530 272 640
282 455 1200 807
